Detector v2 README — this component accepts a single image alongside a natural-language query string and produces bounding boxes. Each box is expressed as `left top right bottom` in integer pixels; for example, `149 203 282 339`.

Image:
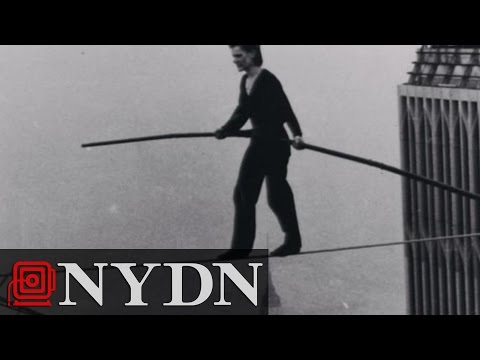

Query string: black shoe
260 292 282 309
216 250 251 261
270 244 301 257
268 292 282 308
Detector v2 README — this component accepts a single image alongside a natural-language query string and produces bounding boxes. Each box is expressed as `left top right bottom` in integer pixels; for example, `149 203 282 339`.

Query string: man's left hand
293 136 305 150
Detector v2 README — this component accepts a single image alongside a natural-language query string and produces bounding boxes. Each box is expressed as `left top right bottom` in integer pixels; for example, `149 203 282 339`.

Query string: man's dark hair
229 45 263 66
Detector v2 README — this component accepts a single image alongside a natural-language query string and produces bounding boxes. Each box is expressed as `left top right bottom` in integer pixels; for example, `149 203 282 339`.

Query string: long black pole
81 131 480 202
301 143 480 202
81 132 251 148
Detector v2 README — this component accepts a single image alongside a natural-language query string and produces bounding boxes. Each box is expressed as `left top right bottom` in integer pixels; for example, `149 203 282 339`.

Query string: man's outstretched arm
275 81 305 149
216 105 249 135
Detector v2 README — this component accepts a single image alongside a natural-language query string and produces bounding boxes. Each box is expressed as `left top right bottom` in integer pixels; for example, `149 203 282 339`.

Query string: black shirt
220 69 303 140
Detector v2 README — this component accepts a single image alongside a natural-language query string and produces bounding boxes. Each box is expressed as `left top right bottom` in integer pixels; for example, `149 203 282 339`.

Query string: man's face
231 46 256 72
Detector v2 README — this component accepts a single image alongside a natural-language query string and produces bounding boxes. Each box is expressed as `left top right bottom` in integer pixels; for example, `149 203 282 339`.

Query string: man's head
229 45 263 72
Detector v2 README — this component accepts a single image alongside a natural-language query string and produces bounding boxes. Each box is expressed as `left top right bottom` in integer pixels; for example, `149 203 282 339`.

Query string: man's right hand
214 129 227 140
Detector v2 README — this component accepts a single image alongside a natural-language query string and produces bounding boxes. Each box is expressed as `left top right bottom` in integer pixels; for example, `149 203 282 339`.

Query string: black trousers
231 140 302 250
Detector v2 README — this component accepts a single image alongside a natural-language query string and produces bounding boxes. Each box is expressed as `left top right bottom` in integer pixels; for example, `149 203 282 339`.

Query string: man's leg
231 145 265 251
266 149 302 256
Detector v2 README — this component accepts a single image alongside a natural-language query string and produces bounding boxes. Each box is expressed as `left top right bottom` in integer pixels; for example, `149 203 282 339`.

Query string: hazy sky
0 44 417 246
0 45 420 313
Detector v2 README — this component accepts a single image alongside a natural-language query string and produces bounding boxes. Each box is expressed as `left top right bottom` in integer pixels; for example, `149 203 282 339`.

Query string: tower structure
399 45 480 315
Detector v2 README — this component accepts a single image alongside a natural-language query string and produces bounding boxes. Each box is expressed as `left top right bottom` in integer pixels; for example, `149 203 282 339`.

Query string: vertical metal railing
400 95 415 315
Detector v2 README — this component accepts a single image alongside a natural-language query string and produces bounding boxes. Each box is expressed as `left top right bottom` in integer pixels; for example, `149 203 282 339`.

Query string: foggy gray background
0 45 418 314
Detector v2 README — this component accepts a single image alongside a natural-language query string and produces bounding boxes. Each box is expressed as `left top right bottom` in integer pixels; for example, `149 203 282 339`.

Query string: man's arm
279 87 303 138
216 104 249 137
216 78 250 139
272 78 305 149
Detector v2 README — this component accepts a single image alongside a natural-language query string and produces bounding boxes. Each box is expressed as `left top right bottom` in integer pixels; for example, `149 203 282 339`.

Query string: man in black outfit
216 45 305 260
